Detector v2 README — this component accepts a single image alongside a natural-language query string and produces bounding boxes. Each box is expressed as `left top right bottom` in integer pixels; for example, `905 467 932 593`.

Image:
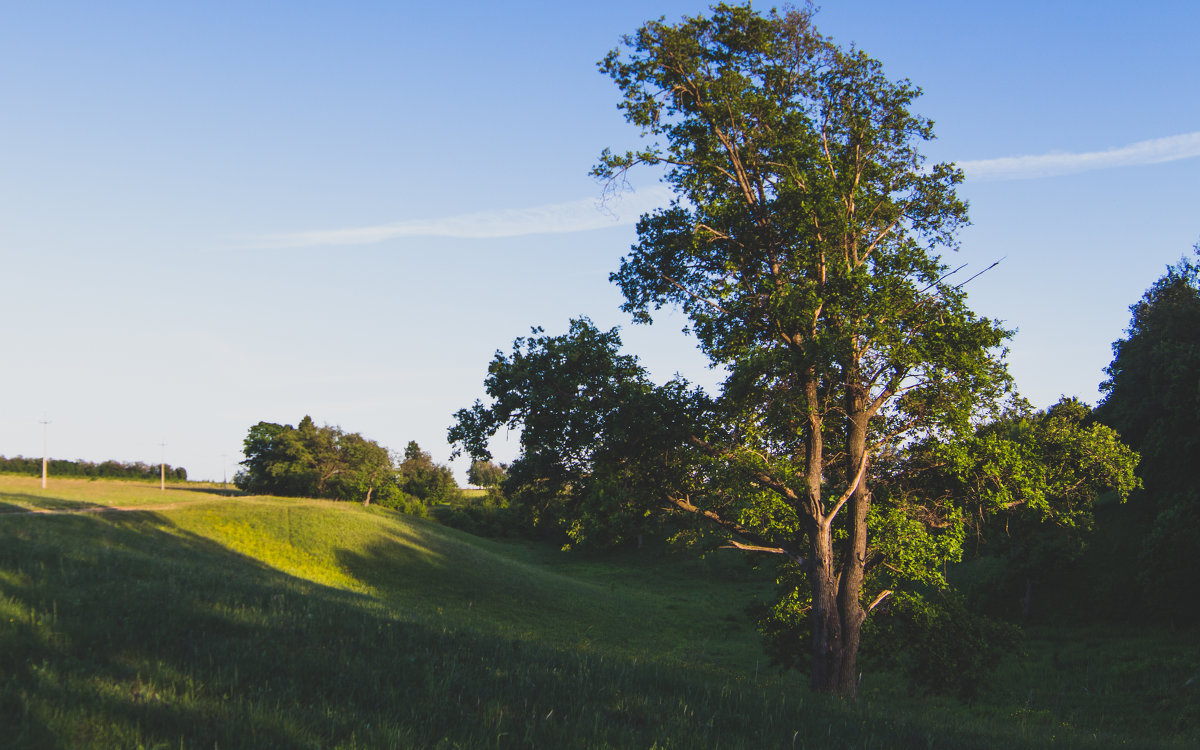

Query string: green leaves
237 417 412 508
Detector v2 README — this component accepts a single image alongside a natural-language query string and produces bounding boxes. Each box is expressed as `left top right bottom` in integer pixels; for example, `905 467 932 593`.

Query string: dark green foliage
466 459 506 488
1138 495 1200 622
450 319 697 550
0 455 187 481
236 416 409 507
1095 250 1200 622
868 592 1021 700
756 585 1019 700
1096 251 1200 505
433 487 517 537
896 398 1139 619
397 441 461 505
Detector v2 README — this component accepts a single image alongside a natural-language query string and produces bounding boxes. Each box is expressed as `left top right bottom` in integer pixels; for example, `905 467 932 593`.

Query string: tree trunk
809 520 846 693
362 486 373 507
835 398 870 698
809 387 871 698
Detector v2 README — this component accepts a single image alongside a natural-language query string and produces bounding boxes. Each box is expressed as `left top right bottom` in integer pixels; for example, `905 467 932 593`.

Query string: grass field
0 475 1195 748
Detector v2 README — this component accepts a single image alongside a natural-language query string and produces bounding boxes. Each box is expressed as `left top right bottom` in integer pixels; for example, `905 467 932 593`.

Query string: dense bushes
235 417 454 513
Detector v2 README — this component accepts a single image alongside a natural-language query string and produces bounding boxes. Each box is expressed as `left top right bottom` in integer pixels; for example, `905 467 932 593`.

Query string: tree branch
866 589 893 614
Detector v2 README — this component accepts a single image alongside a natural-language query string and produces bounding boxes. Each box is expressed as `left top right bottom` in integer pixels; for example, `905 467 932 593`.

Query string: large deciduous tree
452 4 1144 696
591 3 1011 696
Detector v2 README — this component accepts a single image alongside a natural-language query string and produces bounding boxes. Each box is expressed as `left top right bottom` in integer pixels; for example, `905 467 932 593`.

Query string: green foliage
889 398 1139 618
434 487 516 537
466 458 506 488
1096 250 1200 505
236 416 409 507
1137 492 1200 622
869 591 1021 700
1095 249 1200 622
397 440 461 505
450 319 697 549
0 455 187 481
590 0 1013 696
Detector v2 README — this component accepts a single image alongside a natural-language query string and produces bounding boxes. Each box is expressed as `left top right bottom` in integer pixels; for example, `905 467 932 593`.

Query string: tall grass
0 476 1194 748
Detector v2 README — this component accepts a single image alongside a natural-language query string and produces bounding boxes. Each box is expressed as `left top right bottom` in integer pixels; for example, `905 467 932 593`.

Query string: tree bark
835 396 870 697
809 519 846 693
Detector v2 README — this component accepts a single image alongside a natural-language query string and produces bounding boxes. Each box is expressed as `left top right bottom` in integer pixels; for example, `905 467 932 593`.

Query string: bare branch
866 589 893 614
665 493 808 567
660 272 730 315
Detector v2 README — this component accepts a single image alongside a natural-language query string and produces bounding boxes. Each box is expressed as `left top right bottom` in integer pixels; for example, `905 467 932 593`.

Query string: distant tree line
235 416 459 513
0 455 187 481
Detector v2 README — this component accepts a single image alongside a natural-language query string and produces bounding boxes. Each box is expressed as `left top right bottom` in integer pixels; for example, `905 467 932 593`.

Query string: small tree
397 441 461 505
466 459 506 488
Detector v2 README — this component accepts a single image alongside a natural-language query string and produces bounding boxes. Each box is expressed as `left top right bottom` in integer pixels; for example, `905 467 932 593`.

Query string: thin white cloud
254 185 675 248
960 130 1200 181
254 132 1200 248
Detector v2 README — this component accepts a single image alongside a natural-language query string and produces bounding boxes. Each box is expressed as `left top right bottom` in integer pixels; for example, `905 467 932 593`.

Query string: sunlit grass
0 474 221 511
0 474 1194 749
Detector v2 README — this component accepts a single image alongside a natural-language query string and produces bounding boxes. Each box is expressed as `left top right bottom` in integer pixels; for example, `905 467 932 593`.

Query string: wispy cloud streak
255 186 675 248
255 132 1200 248
960 131 1200 181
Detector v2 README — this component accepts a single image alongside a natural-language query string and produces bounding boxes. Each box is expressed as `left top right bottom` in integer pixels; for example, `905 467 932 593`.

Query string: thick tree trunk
809 387 871 698
810 521 846 693
835 399 870 697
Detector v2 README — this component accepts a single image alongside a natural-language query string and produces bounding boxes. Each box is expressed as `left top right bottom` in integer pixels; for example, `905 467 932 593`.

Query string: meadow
0 475 1194 748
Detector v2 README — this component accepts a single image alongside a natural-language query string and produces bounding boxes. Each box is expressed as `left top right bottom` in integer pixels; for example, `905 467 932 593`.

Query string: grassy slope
0 475 1194 749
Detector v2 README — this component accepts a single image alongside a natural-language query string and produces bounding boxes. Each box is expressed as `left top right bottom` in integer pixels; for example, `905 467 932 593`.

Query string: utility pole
40 416 50 489
159 441 167 491
221 452 228 495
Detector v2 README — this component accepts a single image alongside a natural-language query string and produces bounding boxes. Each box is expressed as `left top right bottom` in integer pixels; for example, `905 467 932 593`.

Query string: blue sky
2 1 1198 482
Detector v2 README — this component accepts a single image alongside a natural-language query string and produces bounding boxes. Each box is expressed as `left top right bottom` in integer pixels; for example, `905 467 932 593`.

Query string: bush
869 591 1021 700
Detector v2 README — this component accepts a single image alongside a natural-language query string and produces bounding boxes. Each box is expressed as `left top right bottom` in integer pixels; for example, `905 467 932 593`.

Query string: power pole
40 416 50 489
221 452 228 495
160 441 167 491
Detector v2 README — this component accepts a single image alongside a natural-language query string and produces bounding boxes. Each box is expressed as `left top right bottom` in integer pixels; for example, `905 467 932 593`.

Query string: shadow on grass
0 510 826 749
0 494 107 513
0 509 1167 750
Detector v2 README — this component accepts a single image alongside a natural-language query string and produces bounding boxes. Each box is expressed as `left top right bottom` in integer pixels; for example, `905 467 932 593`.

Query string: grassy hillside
0 475 1194 748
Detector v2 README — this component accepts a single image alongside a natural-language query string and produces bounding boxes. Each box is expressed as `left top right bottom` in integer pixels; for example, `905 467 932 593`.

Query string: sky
2 1 1198 482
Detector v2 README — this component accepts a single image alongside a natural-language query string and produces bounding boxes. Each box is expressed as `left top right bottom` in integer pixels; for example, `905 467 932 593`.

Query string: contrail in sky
258 131 1200 247
255 186 675 248
959 130 1200 181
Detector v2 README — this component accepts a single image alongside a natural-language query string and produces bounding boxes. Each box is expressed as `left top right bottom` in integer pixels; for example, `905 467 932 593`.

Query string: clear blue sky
3 1 1198 482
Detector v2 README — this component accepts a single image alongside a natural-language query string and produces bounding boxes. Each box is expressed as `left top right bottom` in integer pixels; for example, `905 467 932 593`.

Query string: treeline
0 455 188 481
235 416 460 513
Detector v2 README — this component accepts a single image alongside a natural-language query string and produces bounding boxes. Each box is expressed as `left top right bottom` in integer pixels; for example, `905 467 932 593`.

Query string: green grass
0 476 1195 748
